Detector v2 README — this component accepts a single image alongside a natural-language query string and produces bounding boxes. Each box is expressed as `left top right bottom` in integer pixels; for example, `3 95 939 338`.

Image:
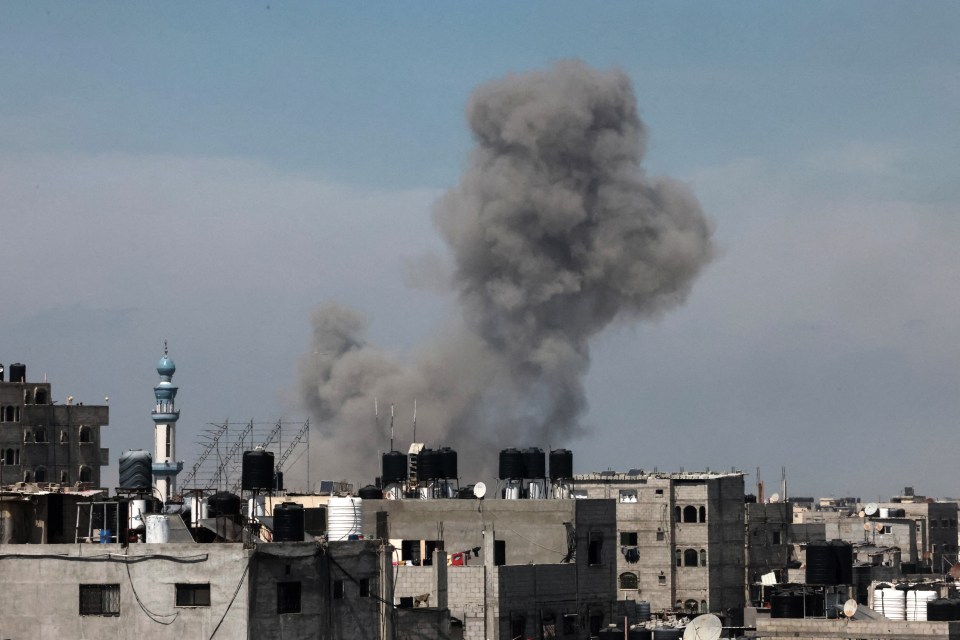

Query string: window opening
684 549 698 567
620 531 637 546
619 572 638 590
683 505 697 523
175 583 211 607
332 579 344 599
587 532 603 565
699 506 706 522
277 582 302 613
79 584 120 616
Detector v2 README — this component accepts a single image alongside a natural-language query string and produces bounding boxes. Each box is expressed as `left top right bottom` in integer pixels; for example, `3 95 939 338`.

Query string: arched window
23 390 32 404
684 549 698 567
79 466 92 483
35 389 47 404
34 427 46 443
699 506 706 522
674 506 682 522
4 406 13 422
700 600 708 613
675 549 681 567
35 467 46 483
60 470 69 484
683 505 697 523
4 449 13 465
79 426 92 443
700 549 707 566
0 405 4 422
23 471 32 483
619 572 638 590
684 599 699 614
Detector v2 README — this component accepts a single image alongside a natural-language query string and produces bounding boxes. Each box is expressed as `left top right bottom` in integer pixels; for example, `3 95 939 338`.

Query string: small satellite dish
858 510 865 518
683 614 722 640
863 522 872 531
864 503 879 516
875 522 885 533
843 599 858 618
769 493 780 503
473 482 486 499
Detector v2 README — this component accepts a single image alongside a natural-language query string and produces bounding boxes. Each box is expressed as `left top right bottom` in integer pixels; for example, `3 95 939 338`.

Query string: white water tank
327 497 363 541
908 590 937 621
875 588 906 620
129 499 148 529
145 514 170 543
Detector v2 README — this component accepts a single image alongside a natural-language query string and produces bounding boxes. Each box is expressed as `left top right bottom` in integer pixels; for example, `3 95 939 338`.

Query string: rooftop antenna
164 338 168 356
412 399 417 443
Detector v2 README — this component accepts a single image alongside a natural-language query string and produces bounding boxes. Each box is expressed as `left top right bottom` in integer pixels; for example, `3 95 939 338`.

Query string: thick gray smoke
297 60 713 484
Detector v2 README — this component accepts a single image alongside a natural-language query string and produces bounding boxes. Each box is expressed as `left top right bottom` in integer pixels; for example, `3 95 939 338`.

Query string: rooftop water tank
382 451 407 485
9 363 25 383
327 497 362 541
207 492 242 520
241 450 274 491
522 447 546 479
805 540 838 585
119 450 152 490
358 485 382 500
499 448 523 480
438 447 457 480
771 593 805 618
549 449 573 481
273 502 305 542
417 448 440 481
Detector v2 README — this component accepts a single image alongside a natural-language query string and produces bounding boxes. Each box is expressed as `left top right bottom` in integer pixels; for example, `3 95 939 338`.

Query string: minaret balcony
153 460 183 475
152 410 180 422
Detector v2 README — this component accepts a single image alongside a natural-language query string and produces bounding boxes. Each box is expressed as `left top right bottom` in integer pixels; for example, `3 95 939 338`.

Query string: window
674 506 682 522
772 531 781 545
931 520 938 528
23 471 31 482
620 531 637 546
699 506 707 523
359 578 371 598
700 549 707 566
79 466 92 483
79 426 92 443
494 540 506 566
619 489 637 503
79 584 120 616
165 425 172 458
175 583 211 607
587 532 603 566
658 574 666 586
332 579 344 600
619 572 638 590
675 549 681 567
656 528 665 541
34 427 46 443
562 614 578 635
35 467 46 483
510 611 525 639
540 612 556 638
684 599 699 614
683 506 697 523
701 600 707 613
277 582 301 613
684 549 698 567
655 489 664 495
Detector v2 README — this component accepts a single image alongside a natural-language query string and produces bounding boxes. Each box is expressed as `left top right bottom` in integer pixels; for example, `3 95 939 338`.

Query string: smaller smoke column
297 60 713 482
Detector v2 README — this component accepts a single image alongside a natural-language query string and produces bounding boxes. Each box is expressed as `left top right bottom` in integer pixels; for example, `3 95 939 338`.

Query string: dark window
674 506 682 522
79 426 92 443
684 549 698 567
541 612 556 638
656 529 665 541
35 467 46 483
700 549 707 566
658 574 666 585
332 579 344 599
359 578 371 597
699 506 706 522
79 466 92 483
701 600 708 613
175 583 211 607
619 572 638 590
675 549 681 566
589 610 603 635
562 614 578 635
931 520 938 528
423 540 444 566
277 581 302 613
494 540 506 566
587 532 603 565
683 506 697 523
772 531 781 545
620 531 637 546
35 389 47 404
35 427 46 443
685 599 699 614
655 489 664 495
79 584 120 616
510 611 525 639
401 540 421 565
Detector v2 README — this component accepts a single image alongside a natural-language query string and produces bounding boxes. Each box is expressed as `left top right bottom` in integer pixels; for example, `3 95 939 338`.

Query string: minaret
152 341 183 504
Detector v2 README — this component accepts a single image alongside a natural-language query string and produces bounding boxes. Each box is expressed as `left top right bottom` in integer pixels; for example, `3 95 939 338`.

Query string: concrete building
361 497 618 640
0 362 108 487
0 536 394 639
573 470 746 620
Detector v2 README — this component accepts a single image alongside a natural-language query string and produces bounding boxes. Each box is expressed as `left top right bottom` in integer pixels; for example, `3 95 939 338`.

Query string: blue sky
2 2 959 499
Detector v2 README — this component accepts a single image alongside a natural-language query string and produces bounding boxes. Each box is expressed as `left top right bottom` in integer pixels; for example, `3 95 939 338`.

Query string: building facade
0 362 108 487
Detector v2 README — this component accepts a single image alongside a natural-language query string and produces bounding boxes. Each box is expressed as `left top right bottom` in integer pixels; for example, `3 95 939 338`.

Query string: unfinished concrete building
573 470 746 621
0 362 109 487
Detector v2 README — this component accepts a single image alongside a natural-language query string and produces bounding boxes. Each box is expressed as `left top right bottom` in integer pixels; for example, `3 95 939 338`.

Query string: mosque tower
152 341 183 504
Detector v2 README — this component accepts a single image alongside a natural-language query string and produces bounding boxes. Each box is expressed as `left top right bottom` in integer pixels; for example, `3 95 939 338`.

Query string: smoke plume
297 60 713 483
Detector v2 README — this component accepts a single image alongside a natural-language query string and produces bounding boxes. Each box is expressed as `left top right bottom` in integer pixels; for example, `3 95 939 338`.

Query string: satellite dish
875 522 885 533
769 493 780 503
864 503 879 516
843 599 858 618
863 522 872 531
683 614 722 640
858 510 865 518
473 482 487 499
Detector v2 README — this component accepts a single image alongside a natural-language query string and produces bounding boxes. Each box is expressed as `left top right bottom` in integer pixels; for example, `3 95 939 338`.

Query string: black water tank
417 448 440 480
628 629 652 640
832 540 853 585
9 363 25 383
438 447 458 480
241 450 274 490
382 451 407 485
499 448 524 479
118 450 152 490
522 447 546 479
806 540 838 585
927 598 957 621
651 628 684 640
549 449 573 480
771 593 806 618
207 492 242 519
636 601 652 621
273 502 305 542
598 627 624 639
358 484 382 500
457 486 475 499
